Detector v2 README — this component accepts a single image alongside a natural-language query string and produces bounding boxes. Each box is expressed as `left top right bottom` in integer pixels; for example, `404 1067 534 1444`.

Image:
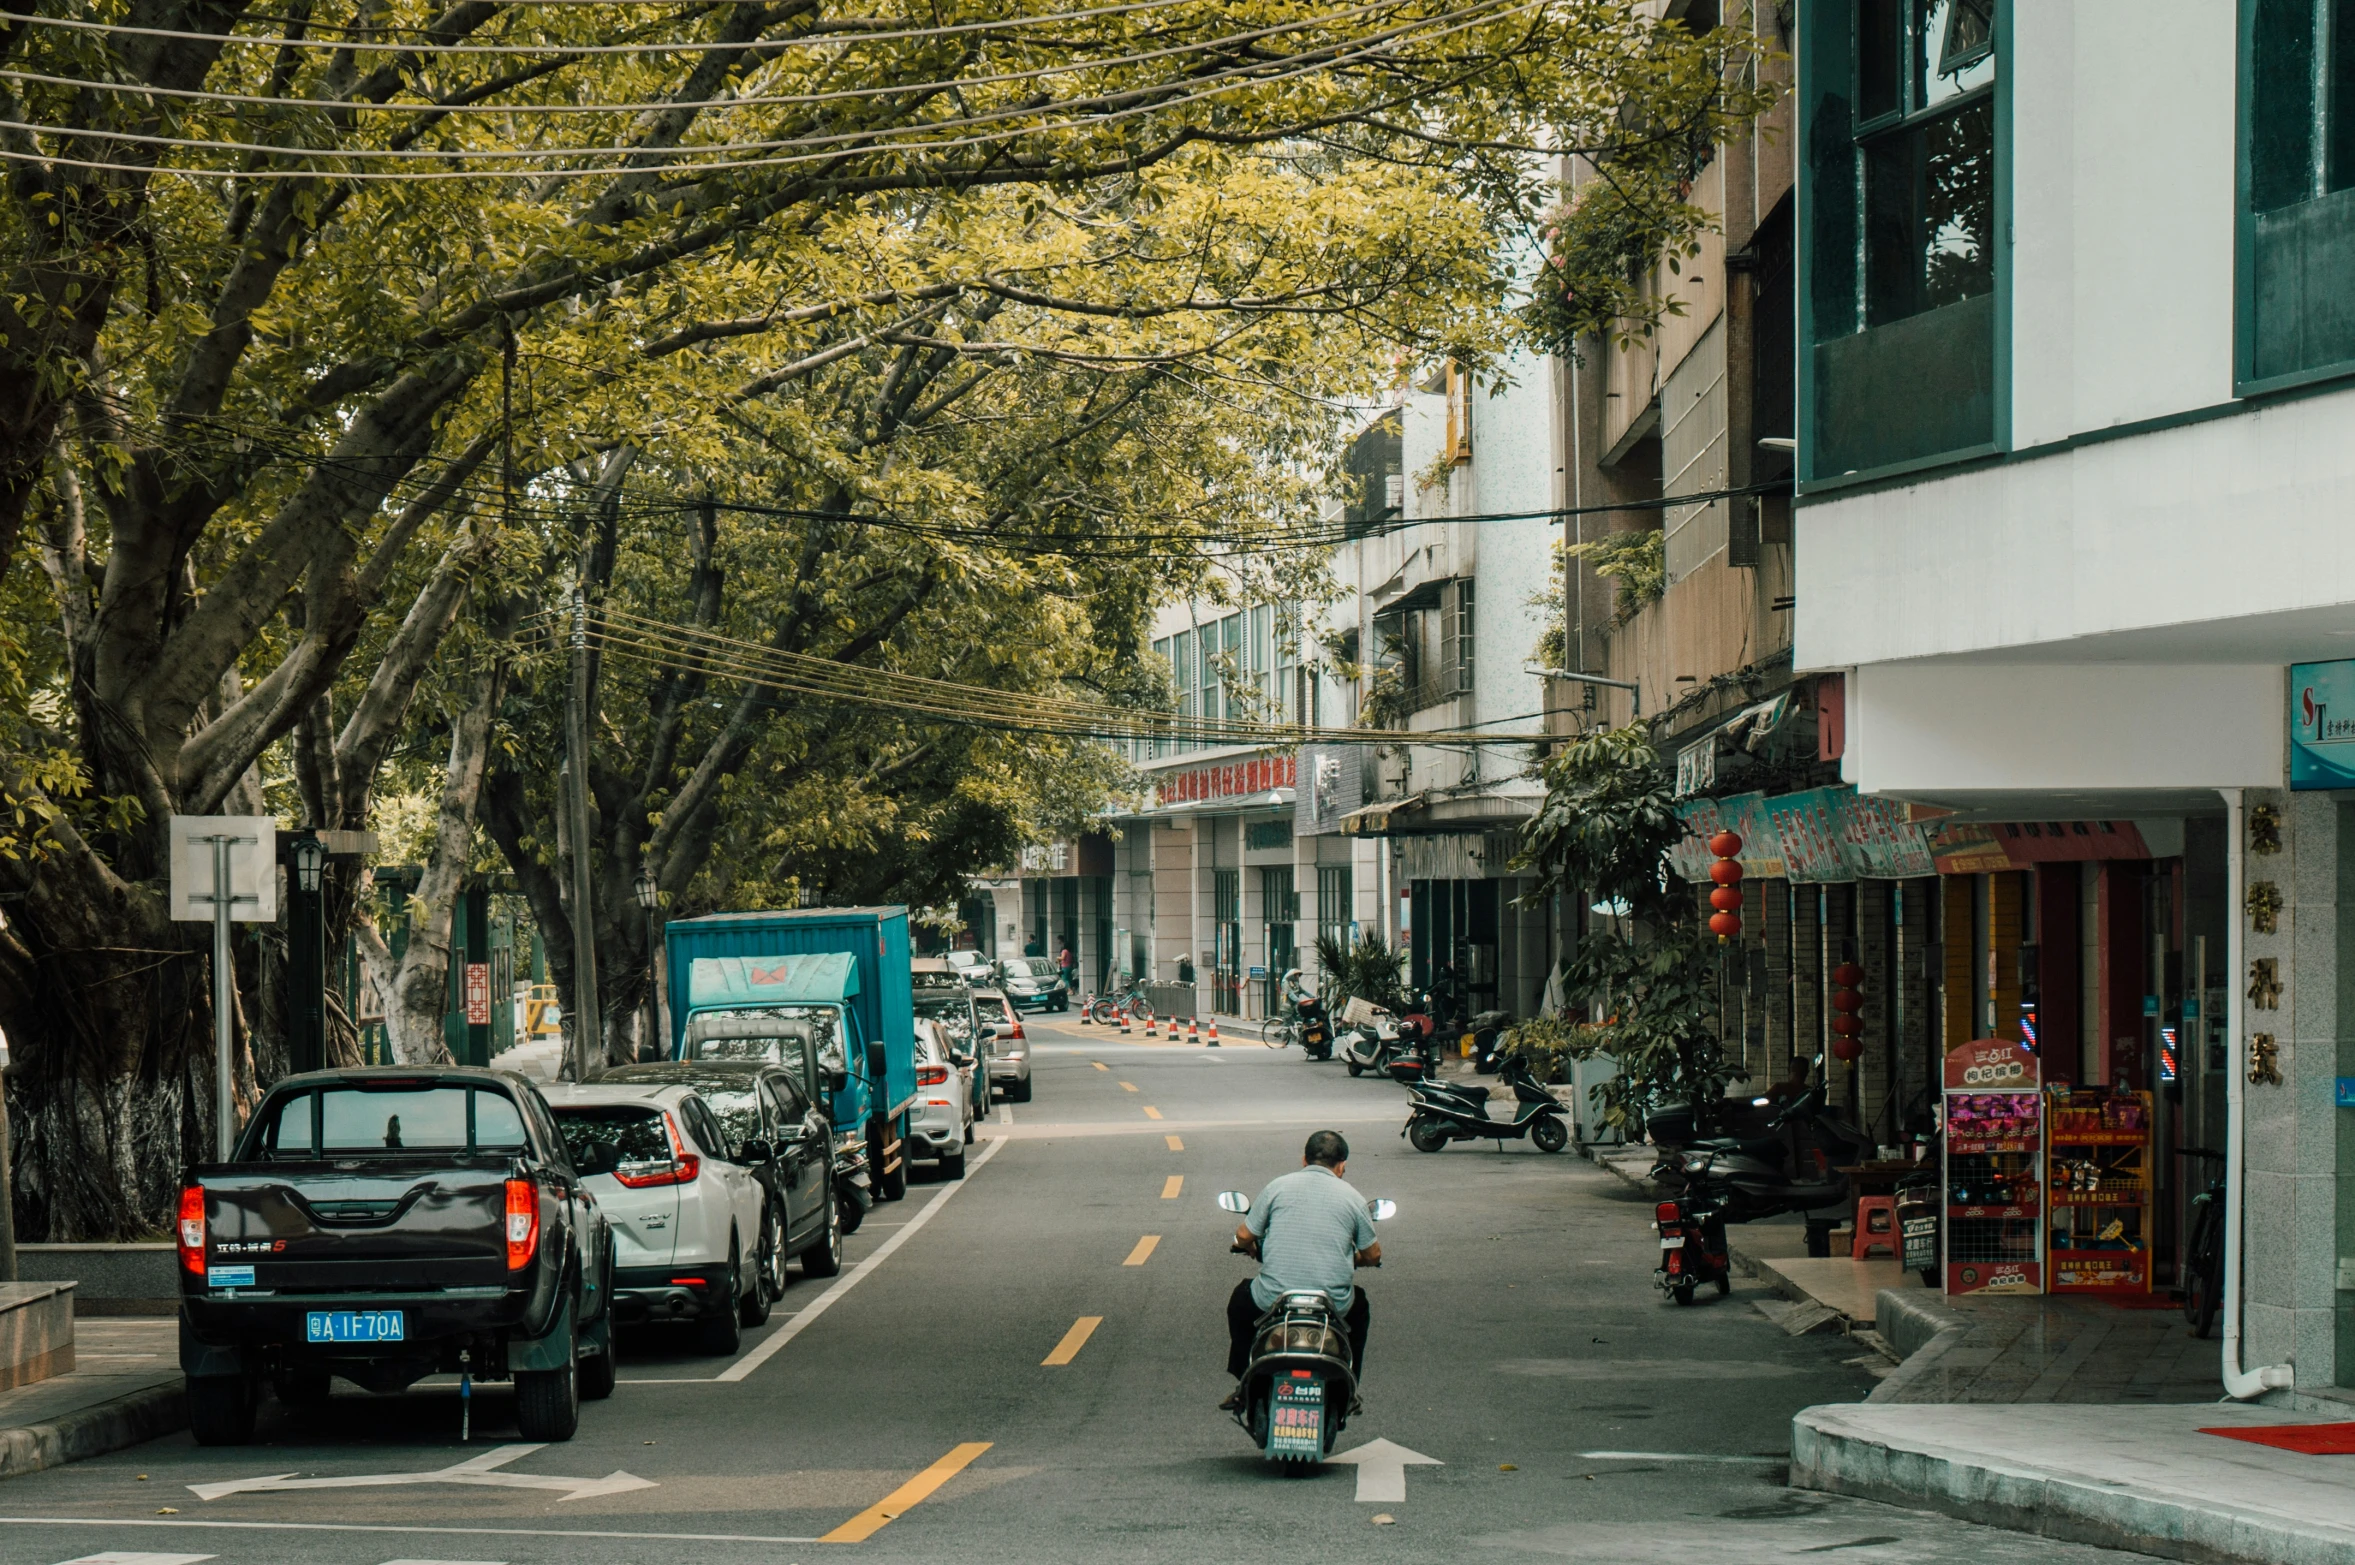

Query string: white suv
905 1020 975 1179
545 1082 768 1355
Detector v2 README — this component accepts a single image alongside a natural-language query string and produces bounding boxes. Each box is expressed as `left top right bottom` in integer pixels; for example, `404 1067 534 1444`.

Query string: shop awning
1338 793 1425 836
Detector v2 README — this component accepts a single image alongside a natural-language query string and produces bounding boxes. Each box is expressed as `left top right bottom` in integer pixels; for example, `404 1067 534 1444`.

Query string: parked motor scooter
1278 969 1334 1061
1340 1009 1402 1077
1215 1190 1394 1469
1383 1003 1440 1087
1401 1054 1569 1153
1649 1064 1872 1252
1650 1161 1733 1305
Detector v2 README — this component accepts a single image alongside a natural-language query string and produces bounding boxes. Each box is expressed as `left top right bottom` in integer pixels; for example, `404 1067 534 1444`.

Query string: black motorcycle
1215 1191 1393 1470
1401 1054 1569 1153
1278 970 1334 1061
1648 1067 1872 1252
1652 1167 1733 1305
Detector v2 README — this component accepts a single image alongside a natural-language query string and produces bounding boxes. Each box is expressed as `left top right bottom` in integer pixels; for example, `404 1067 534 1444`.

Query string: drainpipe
2220 787 2295 1400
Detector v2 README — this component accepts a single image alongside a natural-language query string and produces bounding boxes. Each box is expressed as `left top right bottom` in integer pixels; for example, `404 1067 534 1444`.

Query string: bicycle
2176 1146 2226 1339
1086 980 1153 1028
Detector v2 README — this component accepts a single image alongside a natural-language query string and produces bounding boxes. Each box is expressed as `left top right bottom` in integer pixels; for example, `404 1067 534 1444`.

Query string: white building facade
1793 0 2355 1396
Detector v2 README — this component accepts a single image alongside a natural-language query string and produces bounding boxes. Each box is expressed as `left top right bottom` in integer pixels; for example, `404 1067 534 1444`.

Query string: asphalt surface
0 1018 2167 1564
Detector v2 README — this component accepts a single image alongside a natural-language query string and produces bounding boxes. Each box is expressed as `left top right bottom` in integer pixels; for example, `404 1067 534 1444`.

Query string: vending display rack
2046 1088 2154 1293
1942 1039 2044 1296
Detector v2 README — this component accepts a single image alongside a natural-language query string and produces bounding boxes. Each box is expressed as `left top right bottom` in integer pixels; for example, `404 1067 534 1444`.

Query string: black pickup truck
177 1067 614 1444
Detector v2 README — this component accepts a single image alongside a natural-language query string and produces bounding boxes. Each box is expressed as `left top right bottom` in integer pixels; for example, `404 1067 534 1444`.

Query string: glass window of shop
2239 0 2355 391
1800 0 2003 482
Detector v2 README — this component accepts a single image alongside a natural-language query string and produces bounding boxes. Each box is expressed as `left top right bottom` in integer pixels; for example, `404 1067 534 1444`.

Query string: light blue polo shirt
1246 1164 1377 1312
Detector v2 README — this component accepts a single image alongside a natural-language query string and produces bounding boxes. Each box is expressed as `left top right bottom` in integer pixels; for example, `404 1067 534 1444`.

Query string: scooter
1401 1054 1569 1153
1652 1164 1733 1305
1215 1190 1394 1470
1382 1009 1439 1087
1278 970 1334 1061
1340 1009 1403 1078
1648 1066 1873 1252
833 1143 873 1236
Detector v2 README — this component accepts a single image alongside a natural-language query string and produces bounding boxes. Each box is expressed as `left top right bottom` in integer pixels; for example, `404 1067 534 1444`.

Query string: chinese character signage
1153 754 1299 809
2291 659 2355 789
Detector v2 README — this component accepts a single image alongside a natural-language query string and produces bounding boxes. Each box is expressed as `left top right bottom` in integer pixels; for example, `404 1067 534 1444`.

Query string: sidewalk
0 1316 182 1479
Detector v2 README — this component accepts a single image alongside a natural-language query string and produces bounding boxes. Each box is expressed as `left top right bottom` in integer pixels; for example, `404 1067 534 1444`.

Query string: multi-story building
1792 0 2351 1394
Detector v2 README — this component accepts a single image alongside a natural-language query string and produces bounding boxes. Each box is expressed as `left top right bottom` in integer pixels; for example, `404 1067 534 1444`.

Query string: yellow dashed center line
820 1440 993 1543
1042 1315 1103 1366
1091 1061 1109 1071
1162 1175 1184 1199
1120 1081 1139 1092
1165 1134 1184 1151
1142 1106 1163 1120
1123 1235 1161 1266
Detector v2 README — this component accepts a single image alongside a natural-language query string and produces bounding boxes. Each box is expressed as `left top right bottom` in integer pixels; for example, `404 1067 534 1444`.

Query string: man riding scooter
1221 1130 1380 1411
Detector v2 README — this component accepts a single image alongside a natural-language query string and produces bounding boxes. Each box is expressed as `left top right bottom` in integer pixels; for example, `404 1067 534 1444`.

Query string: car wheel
579 1312 617 1401
742 1209 781 1326
940 1144 967 1180
802 1190 845 1277
698 1239 744 1355
188 1375 257 1446
1011 1078 1032 1103
514 1323 581 1441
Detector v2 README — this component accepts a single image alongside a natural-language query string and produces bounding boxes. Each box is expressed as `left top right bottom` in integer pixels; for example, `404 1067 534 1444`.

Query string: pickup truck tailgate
200 1160 514 1292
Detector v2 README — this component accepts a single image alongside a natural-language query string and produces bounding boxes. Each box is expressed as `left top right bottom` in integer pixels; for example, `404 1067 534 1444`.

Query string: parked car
973 988 1033 1102
597 1061 844 1289
913 975 992 1124
998 955 1070 1012
906 1019 975 1178
543 1081 767 1356
176 1067 614 1445
942 949 994 986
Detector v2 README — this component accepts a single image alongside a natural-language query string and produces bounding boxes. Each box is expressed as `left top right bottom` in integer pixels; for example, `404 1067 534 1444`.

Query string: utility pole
563 588 600 1081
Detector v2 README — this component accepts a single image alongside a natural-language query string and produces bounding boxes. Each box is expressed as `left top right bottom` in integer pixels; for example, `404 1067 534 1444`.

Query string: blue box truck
664 907 917 1207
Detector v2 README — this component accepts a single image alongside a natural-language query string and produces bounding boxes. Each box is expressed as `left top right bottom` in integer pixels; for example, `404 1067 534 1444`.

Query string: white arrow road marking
1326 1438 1442 1503
187 1444 655 1504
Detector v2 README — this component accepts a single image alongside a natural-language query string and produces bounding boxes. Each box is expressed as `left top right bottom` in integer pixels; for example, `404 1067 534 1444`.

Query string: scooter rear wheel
1671 1281 1697 1306
1346 1060 1363 1077
1531 1116 1569 1154
1408 1119 1450 1154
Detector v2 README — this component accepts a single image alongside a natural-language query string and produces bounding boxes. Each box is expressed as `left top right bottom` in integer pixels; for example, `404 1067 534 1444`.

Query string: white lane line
0 1519 818 1546
715 1134 1005 1383
54 1553 215 1564
379 1558 509 1564
997 1106 1012 1124
1576 1450 1786 1463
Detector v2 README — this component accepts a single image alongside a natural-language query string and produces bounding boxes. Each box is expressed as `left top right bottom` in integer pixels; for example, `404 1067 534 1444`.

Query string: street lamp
633 865 659 911
292 835 327 894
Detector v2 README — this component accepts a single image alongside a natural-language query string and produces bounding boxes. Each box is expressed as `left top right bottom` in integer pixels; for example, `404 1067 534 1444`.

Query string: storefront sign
1765 787 1854 883
1944 1038 2040 1090
1296 744 1363 835
2291 659 2355 789
463 963 491 1026
1155 754 1298 809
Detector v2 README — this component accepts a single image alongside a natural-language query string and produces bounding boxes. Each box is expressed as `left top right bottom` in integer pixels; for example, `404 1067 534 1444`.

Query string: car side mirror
1368 1198 1397 1222
980 1024 999 1040
739 1139 773 1163
1215 1190 1250 1214
951 1051 974 1069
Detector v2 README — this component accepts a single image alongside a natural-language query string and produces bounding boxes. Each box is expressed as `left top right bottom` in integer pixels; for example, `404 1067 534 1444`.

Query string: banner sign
1154 753 1297 809
463 964 492 1026
1296 744 1364 835
2291 659 2355 789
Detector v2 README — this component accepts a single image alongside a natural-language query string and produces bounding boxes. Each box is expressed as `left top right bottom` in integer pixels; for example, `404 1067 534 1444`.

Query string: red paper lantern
1708 857 1744 887
1830 988 1863 1013
1710 885 1743 912
1829 1034 1863 1062
1708 910 1742 939
1830 1011 1862 1036
1830 961 1865 989
1709 830 1743 858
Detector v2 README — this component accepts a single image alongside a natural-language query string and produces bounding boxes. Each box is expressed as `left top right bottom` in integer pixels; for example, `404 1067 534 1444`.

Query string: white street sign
167 815 278 923
187 1443 654 1504
1326 1437 1442 1503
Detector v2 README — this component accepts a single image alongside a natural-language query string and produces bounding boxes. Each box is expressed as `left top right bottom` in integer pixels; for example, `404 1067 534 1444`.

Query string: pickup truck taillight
614 1111 701 1189
177 1185 205 1275
916 1064 949 1087
505 1177 540 1270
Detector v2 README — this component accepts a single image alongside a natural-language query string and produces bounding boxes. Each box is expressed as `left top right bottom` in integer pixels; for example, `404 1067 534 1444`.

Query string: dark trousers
1226 1279 1369 1380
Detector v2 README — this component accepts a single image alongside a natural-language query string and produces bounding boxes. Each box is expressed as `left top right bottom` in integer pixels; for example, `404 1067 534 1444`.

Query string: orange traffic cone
1120 1012 1131 1035
1144 1014 1157 1038
1207 1018 1220 1047
1188 1018 1200 1044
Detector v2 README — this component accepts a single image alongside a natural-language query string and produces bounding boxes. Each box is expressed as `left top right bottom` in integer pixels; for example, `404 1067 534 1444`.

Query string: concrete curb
1866 1286 1972 1404
0 1376 185 1480
1789 1403 2355 1565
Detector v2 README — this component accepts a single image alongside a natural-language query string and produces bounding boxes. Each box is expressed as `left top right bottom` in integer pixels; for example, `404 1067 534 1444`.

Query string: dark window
2242 0 2355 387
258 1093 315 1159
313 1084 506 1153
1803 0 2000 478
679 1097 730 1159
549 1104 670 1170
695 1083 770 1154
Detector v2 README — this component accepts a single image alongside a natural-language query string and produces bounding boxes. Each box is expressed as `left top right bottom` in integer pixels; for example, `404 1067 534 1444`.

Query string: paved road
0 1022 2165 1563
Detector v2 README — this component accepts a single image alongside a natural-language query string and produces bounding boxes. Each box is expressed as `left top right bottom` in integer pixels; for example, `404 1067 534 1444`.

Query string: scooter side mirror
1368 1198 1397 1222
1215 1191 1251 1214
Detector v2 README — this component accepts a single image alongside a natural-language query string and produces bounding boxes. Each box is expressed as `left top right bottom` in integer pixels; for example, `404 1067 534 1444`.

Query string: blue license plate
305 1309 405 1344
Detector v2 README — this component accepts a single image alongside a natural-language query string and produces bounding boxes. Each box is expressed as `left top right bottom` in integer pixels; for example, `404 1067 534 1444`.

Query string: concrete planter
0 1282 75 1388
17 1244 176 1316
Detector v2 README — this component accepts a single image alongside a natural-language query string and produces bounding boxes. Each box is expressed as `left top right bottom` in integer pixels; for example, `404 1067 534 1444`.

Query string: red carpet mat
2201 1423 2355 1455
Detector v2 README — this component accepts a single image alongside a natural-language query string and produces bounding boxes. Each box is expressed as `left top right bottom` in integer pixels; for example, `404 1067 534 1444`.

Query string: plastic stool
1851 1195 1898 1260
